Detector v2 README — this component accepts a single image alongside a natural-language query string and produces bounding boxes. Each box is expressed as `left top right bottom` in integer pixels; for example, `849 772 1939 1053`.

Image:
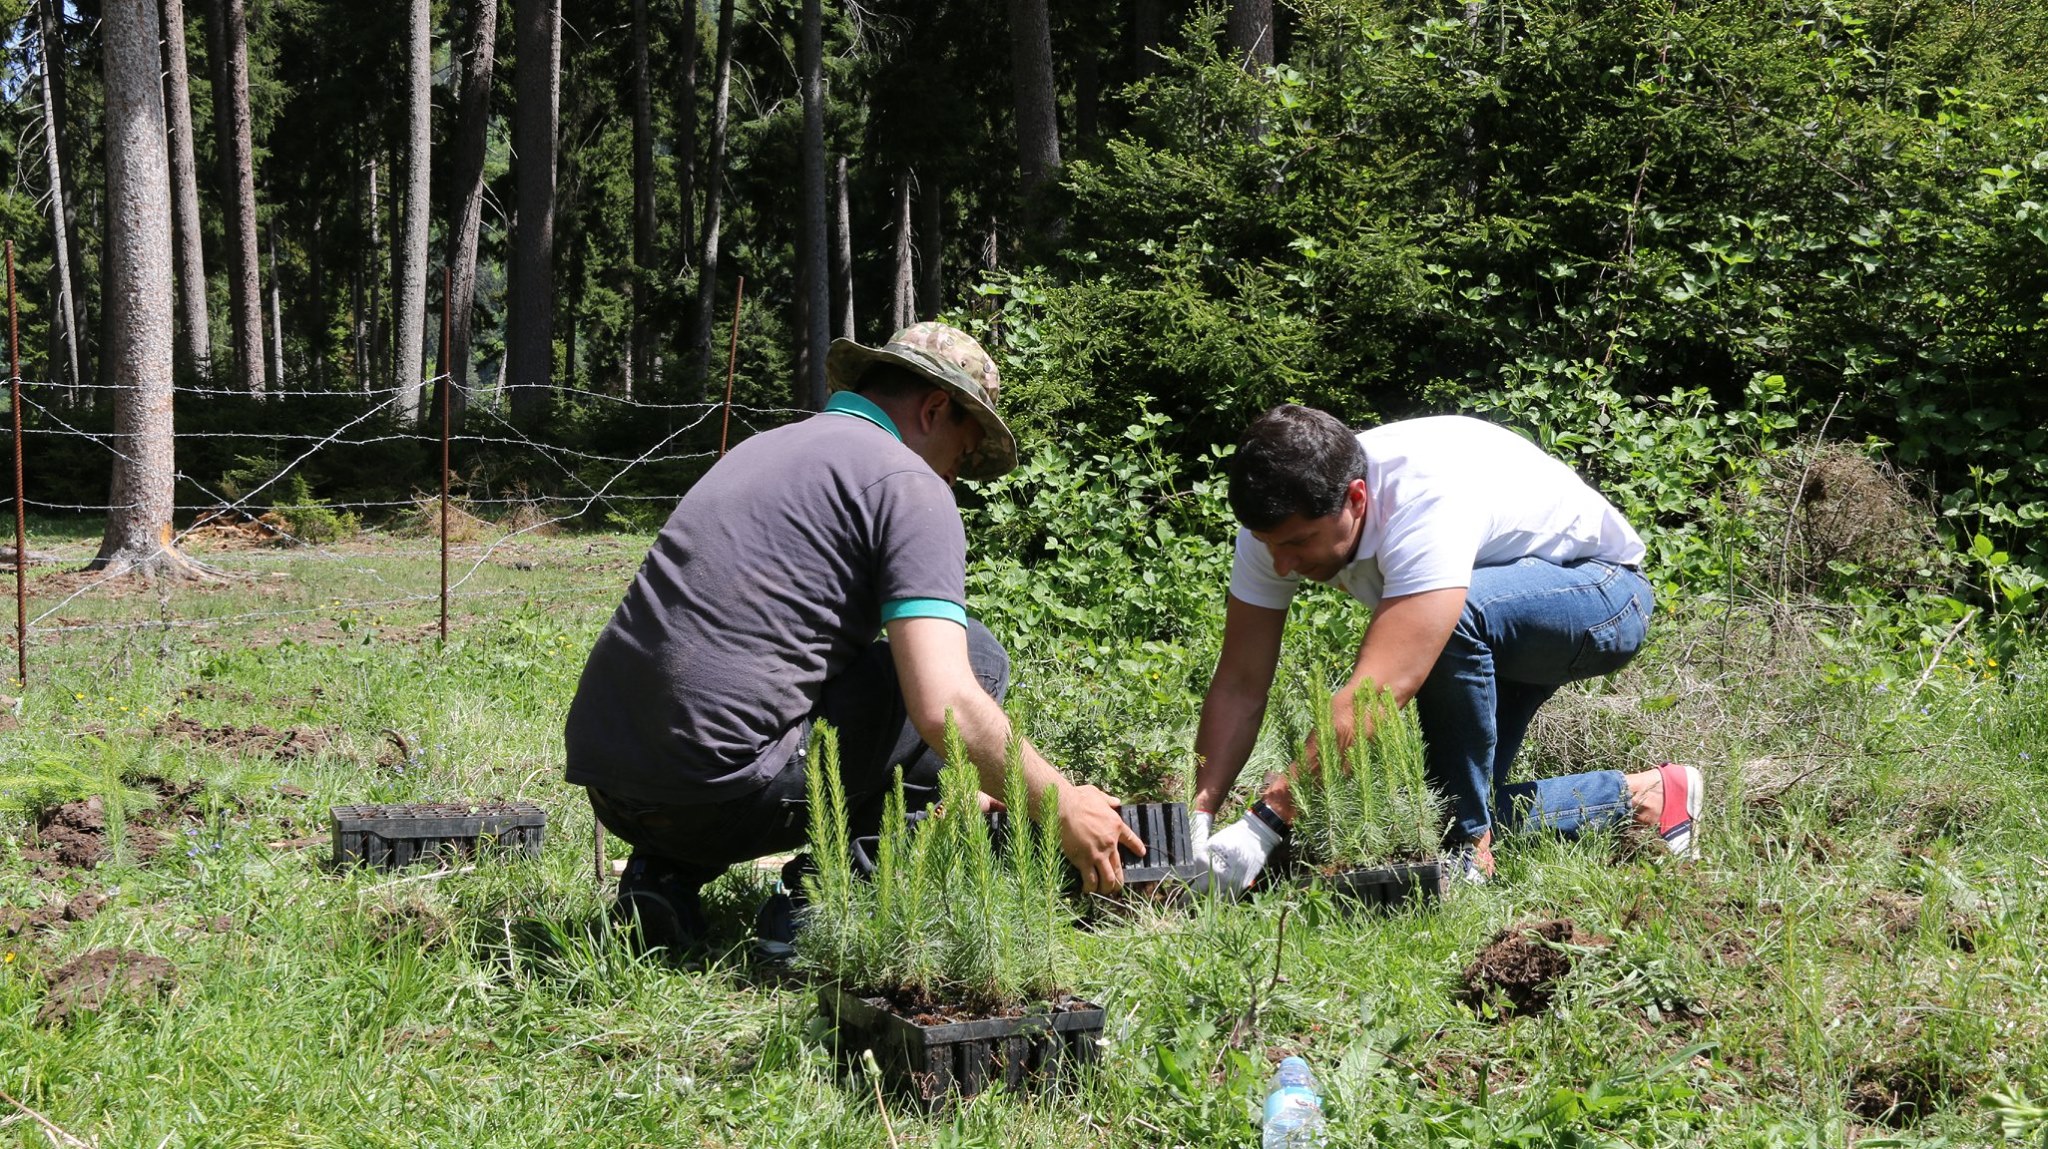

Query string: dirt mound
1459 918 1611 1019
36 949 176 1025
27 798 110 868
153 714 331 760
0 891 107 936
24 795 174 871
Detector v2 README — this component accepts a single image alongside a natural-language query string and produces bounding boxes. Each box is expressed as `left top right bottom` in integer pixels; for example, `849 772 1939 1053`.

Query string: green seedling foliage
1293 686 1444 869
797 713 1074 1012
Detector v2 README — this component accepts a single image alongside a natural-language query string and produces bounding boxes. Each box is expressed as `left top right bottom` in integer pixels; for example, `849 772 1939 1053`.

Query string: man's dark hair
1228 405 1368 530
853 363 970 425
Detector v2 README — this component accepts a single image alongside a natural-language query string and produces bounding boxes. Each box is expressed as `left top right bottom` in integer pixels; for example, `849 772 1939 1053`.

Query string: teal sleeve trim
822 391 903 441
880 597 968 627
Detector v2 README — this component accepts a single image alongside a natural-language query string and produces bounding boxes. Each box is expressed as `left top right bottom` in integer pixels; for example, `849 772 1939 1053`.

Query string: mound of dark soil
26 798 111 869
36 948 176 1025
1459 918 1611 1019
153 714 331 760
0 891 107 935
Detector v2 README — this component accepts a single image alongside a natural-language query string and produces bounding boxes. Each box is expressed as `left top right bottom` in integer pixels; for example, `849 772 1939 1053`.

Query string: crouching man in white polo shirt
1190 405 1702 888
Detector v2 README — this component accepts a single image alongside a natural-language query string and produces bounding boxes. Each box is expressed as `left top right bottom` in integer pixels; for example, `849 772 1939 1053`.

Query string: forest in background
1 0 2045 603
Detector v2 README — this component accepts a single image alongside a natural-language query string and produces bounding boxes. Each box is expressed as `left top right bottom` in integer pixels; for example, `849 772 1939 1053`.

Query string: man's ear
1346 477 1368 512
917 387 951 433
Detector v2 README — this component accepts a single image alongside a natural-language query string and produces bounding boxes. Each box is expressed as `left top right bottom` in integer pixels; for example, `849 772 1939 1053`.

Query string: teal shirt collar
823 391 901 442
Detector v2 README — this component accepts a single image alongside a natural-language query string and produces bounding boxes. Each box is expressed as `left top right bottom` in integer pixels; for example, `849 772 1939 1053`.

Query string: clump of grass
1290 687 1443 869
797 715 1070 1013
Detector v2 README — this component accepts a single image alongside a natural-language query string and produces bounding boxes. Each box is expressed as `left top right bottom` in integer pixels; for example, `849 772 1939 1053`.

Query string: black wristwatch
1249 798 1291 842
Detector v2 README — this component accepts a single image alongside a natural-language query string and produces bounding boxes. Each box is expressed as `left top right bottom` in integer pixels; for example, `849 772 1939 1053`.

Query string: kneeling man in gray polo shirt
565 322 1141 957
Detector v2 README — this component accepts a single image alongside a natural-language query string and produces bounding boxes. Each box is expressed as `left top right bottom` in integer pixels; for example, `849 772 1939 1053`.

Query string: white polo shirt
1228 415 1646 610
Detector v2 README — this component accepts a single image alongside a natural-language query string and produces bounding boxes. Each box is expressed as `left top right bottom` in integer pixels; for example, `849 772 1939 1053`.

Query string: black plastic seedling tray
986 801 1206 888
1318 860 1448 911
330 802 546 869
821 985 1103 1104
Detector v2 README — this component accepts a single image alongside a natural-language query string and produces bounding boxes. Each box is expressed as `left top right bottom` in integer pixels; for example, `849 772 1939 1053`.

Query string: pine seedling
936 712 1005 1009
1030 777 1066 1002
873 767 910 991
797 722 862 983
1294 686 1443 867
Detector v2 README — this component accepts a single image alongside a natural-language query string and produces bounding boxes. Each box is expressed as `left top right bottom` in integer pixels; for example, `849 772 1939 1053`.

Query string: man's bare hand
1057 784 1143 895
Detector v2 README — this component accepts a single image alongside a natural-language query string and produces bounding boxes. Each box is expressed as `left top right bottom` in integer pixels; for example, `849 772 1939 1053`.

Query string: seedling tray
821 985 1103 1104
330 802 546 869
1319 860 1448 912
987 801 1206 888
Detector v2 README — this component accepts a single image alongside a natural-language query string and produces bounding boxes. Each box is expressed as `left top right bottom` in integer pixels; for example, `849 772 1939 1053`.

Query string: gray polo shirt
564 393 967 802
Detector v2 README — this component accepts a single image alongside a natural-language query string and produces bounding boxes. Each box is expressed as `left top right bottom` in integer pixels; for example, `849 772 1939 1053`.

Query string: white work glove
1199 813 1282 897
1190 810 1213 869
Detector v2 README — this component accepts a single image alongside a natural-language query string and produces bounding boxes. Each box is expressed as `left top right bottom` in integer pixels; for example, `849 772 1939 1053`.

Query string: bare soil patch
1459 918 1611 1020
1846 1056 1980 1128
36 948 177 1025
181 509 293 551
153 714 332 760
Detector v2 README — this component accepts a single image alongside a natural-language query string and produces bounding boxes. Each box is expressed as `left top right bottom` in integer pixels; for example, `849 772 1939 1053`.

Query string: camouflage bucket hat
825 322 1019 480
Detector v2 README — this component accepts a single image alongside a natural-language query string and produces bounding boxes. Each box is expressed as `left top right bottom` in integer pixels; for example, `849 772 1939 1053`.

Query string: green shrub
797 717 1070 1012
271 474 360 545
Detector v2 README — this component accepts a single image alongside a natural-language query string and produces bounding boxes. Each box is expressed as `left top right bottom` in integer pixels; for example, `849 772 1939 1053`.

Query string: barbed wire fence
4 247 795 688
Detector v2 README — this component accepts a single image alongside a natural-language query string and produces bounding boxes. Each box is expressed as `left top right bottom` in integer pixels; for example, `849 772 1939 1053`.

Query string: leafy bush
1290 688 1444 870
797 719 1071 1012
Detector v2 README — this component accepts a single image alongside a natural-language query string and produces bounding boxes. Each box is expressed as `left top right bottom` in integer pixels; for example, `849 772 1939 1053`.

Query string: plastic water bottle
1261 1056 1327 1148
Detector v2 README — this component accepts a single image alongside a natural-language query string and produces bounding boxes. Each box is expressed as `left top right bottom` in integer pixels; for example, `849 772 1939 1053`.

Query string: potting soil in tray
330 801 547 869
821 985 1104 1104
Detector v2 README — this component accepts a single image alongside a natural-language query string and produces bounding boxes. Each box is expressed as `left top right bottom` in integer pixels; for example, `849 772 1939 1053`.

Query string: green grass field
4 518 2045 1147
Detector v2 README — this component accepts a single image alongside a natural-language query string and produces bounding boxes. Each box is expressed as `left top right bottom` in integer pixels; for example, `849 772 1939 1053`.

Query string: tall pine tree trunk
364 157 383 389
444 0 497 427
1228 0 1274 69
35 22 81 396
630 0 655 398
508 0 561 425
889 168 913 330
686 0 734 395
673 0 698 282
1009 0 1062 247
917 177 943 318
159 0 209 378
267 218 283 385
1133 0 1162 78
210 0 265 395
95 0 204 576
393 0 431 421
41 0 91 392
831 155 853 340
797 0 828 408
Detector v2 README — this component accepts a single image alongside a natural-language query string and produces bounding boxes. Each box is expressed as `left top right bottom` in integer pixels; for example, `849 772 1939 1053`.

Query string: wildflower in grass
3 951 13 964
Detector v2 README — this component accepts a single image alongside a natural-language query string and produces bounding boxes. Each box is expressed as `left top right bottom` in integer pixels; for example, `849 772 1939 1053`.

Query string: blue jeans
1410 557 1653 844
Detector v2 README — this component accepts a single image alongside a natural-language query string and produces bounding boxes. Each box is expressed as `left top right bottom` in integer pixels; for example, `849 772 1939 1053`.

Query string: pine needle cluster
1291 687 1446 869
797 716 1070 1013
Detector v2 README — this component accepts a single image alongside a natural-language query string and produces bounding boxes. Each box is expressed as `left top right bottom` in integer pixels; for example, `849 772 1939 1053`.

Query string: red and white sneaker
1656 763 1703 859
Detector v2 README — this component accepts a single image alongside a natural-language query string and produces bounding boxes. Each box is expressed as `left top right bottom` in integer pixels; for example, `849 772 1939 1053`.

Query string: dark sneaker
752 888 802 963
752 854 809 963
613 854 707 959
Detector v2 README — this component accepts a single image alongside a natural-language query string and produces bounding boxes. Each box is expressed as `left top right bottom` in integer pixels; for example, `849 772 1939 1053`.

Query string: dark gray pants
587 619 1010 887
